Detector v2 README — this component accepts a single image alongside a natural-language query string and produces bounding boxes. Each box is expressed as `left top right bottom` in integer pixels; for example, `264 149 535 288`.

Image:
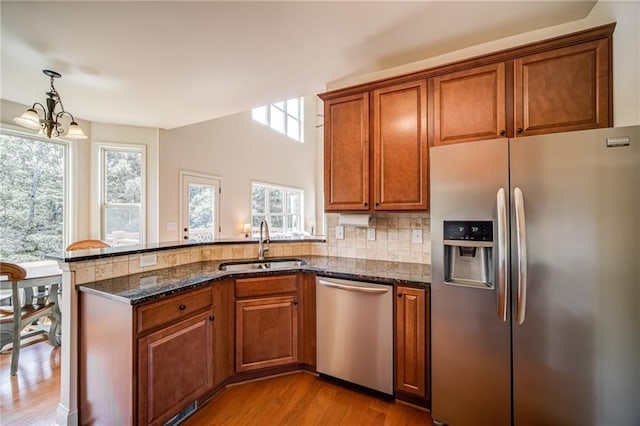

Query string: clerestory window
251 97 304 142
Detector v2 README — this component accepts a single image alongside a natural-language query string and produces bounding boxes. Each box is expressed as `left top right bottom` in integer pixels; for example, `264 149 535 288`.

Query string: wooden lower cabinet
138 311 214 426
395 285 430 402
235 274 300 372
79 283 223 426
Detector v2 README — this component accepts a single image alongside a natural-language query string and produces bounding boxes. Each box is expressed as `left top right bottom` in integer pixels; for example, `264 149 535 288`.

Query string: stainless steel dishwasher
316 276 393 395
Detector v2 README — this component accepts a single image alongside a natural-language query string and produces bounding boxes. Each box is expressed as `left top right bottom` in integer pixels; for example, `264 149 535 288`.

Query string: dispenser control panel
444 221 493 241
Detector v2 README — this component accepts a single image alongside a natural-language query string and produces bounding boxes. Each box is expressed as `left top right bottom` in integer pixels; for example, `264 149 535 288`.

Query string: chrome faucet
258 219 270 260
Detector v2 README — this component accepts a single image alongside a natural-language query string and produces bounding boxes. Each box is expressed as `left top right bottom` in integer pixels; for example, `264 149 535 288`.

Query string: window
251 182 303 236
0 131 67 261
251 97 304 142
99 145 145 246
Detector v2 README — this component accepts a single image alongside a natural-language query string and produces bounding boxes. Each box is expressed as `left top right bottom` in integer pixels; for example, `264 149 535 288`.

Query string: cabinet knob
364 202 368 207
293 301 299 305
209 315 215 321
183 236 188 240
499 130 506 136
179 304 186 310
183 228 188 232
517 127 524 133
375 202 380 207
397 293 403 298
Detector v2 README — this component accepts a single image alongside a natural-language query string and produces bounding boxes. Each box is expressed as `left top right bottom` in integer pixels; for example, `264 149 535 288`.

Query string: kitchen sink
218 258 307 272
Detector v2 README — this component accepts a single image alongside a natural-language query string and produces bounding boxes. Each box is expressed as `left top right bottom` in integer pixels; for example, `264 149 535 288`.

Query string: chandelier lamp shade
14 70 87 140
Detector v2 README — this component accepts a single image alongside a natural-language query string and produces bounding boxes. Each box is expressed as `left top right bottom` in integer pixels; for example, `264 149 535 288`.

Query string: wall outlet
411 229 423 244
367 228 376 241
139 254 157 268
335 225 344 240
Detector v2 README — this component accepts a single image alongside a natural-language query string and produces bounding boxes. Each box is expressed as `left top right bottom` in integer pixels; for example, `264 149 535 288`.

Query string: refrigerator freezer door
431 138 511 426
510 126 640 425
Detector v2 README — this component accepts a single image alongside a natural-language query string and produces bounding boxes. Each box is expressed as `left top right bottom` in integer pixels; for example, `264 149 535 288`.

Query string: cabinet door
514 38 610 136
432 63 507 146
324 92 370 211
138 311 214 426
373 80 428 210
395 286 429 399
236 295 299 372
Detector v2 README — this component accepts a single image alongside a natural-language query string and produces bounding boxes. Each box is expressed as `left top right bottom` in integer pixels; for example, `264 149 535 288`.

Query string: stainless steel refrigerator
430 126 640 426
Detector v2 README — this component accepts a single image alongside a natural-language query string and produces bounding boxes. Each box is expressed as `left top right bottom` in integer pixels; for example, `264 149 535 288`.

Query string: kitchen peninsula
48 239 430 425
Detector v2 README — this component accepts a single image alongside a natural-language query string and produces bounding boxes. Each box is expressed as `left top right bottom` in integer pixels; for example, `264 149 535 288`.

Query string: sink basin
219 258 307 272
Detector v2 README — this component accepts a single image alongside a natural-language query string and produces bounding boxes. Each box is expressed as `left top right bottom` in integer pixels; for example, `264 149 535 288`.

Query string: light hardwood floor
0 336 60 425
185 373 433 426
1 339 432 425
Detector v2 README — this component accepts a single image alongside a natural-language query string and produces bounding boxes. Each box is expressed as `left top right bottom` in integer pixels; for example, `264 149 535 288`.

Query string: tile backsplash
324 212 431 264
64 213 431 285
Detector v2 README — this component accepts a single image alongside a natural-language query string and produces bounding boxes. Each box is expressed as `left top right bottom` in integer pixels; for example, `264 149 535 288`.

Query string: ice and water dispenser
443 221 494 289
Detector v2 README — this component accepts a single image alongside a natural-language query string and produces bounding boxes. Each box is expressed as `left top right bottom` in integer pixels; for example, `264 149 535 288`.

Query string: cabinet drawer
235 275 298 298
137 287 212 334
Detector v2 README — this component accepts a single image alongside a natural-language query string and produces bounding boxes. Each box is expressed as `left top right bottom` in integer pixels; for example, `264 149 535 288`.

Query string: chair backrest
66 239 110 251
0 262 27 281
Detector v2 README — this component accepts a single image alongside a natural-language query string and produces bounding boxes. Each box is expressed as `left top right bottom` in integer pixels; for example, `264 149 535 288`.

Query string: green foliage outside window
0 132 65 262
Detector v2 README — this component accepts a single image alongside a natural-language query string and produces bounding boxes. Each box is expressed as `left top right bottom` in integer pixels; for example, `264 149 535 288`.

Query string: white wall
585 1 640 126
158 95 318 242
326 1 639 126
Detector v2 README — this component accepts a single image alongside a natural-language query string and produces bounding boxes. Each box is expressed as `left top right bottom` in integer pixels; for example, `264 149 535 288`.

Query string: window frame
0 126 70 258
97 142 146 246
250 181 304 236
251 97 304 142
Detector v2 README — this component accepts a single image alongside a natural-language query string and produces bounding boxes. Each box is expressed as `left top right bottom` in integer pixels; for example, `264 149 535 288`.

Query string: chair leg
48 313 61 346
11 313 21 376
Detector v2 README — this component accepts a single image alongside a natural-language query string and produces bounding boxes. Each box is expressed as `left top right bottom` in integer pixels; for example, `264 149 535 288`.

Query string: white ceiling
1 1 597 130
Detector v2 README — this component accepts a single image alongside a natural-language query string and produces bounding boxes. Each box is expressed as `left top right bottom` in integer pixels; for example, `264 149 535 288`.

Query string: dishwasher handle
318 279 389 294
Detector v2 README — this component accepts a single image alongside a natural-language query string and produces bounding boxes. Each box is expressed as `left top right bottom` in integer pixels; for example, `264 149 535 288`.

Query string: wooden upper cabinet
514 38 610 136
373 80 428 210
432 63 507 146
324 92 370 211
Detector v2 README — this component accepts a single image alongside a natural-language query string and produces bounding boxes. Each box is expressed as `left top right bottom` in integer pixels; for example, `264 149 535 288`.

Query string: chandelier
14 70 87 139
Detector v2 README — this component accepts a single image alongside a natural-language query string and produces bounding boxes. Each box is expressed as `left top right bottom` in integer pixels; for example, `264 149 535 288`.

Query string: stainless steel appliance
430 126 640 425
316 277 393 395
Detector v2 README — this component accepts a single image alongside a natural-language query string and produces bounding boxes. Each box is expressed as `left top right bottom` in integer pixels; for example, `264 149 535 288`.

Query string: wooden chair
66 239 110 251
0 262 60 375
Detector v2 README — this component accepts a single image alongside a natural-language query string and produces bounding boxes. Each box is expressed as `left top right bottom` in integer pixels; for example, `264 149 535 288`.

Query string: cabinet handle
517 127 524 133
499 130 506 136
179 304 186 310
209 315 215 321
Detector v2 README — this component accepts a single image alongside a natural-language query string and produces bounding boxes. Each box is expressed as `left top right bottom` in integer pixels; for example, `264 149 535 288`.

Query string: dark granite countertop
79 256 431 305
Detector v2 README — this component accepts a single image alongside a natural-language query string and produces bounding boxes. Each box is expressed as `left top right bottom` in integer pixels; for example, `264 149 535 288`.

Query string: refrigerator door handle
496 188 508 322
514 187 528 325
